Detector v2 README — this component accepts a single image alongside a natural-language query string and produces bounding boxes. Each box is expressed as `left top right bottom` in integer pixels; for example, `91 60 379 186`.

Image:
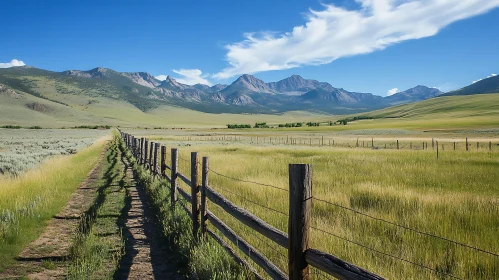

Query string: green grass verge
118 138 252 279
0 137 107 271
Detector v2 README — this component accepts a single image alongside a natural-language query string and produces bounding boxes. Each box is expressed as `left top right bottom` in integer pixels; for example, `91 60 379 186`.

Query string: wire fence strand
208 168 289 192
311 226 463 280
212 185 288 216
312 197 499 258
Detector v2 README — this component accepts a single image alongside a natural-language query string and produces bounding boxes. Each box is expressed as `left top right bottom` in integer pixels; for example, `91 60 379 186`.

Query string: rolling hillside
0 66 498 129
0 66 451 115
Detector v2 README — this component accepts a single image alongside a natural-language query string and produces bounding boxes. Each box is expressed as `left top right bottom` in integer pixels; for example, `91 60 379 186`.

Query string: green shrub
227 124 251 129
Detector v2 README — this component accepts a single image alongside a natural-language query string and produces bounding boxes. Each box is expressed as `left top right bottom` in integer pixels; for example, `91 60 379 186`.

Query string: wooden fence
177 134 497 152
119 131 384 280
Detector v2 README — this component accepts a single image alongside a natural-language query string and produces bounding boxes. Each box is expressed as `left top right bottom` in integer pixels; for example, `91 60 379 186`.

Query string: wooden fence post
161 146 167 178
288 164 312 280
149 142 154 172
372 138 374 149
191 152 200 239
171 148 178 207
144 140 149 167
477 142 479 150
466 137 469 151
200 157 209 238
140 138 145 164
356 138 359 147
490 141 492 152
397 140 399 150
153 143 159 178
454 142 456 151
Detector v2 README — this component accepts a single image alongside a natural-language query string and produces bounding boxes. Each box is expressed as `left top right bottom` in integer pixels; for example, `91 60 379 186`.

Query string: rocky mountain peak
122 71 161 88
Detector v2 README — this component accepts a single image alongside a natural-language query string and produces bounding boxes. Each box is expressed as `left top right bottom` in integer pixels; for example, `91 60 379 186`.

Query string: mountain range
0 66 497 115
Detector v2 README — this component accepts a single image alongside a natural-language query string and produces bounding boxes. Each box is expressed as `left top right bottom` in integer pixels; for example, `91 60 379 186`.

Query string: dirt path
0 148 106 280
114 156 183 280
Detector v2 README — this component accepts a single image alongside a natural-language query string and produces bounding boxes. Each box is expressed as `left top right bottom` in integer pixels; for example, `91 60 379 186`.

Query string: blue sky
1 0 499 96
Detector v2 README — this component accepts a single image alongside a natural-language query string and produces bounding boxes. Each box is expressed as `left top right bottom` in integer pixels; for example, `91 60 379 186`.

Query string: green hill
352 93 499 130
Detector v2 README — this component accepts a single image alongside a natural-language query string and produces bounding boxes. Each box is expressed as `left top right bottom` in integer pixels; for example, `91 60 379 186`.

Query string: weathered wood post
140 138 145 164
410 142 412 149
322 136 324 146
356 138 359 147
490 141 492 152
191 152 200 240
200 156 209 239
454 142 456 151
153 143 159 178
466 137 469 151
149 142 155 172
288 164 312 280
161 146 167 179
372 138 374 149
171 148 178 207
144 140 149 168
432 138 434 150
397 140 399 150
477 142 479 150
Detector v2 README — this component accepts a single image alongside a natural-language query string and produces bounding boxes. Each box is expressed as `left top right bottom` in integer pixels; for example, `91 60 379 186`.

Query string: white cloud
214 0 499 79
472 73 497 84
172 69 212 85
155 75 168 81
0 59 26 68
387 88 399 96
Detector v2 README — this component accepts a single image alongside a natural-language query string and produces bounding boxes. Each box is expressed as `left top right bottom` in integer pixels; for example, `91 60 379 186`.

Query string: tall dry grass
0 136 109 270
168 143 498 279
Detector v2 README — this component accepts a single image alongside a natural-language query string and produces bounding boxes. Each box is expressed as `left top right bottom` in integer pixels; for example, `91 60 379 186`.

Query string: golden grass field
127 129 499 279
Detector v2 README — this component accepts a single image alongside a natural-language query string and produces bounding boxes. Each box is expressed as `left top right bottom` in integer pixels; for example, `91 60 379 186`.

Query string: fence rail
119 130 386 279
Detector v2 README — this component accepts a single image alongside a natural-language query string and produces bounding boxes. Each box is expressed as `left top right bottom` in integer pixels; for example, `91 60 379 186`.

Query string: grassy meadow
0 133 109 270
126 129 499 279
0 128 109 176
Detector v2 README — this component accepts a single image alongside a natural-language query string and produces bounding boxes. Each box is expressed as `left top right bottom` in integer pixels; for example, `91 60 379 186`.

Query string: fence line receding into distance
118 131 497 280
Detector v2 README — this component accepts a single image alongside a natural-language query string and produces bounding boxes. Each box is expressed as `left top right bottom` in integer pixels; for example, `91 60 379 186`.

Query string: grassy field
0 135 109 271
0 129 109 176
125 129 499 279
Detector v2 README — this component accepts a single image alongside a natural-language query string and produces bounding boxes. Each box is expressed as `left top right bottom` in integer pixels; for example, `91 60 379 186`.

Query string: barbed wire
312 197 499 258
213 185 288 216
310 226 462 280
208 168 288 192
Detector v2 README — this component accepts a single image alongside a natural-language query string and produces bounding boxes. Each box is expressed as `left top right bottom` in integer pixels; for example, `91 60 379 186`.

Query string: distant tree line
306 122 320 127
253 122 269 128
227 124 252 129
336 115 375 125
278 122 303 128
72 125 112 129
